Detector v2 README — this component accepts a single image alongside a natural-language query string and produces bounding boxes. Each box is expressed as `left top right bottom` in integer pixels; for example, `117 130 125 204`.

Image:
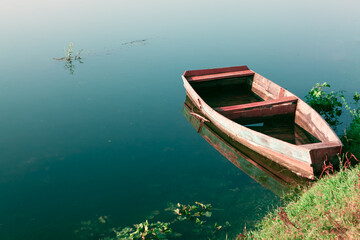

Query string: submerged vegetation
112 221 172 240
343 118 360 157
305 82 360 128
174 202 213 225
305 82 344 127
75 202 231 240
342 92 360 156
75 216 172 240
305 82 360 155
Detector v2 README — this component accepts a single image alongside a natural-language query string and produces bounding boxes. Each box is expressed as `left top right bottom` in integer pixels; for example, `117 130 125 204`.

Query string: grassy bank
243 164 360 239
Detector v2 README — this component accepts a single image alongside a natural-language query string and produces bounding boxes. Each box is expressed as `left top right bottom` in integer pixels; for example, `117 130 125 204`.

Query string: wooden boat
182 98 310 195
181 66 342 179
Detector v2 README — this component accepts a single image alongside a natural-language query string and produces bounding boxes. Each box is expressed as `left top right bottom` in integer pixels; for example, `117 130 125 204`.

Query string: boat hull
182 66 342 179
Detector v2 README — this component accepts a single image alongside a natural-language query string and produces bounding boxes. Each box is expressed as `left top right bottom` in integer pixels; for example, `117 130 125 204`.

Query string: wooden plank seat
214 96 298 120
184 66 255 83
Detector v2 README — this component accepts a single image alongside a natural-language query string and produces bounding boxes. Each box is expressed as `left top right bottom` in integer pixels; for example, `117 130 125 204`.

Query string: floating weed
305 82 360 131
54 42 84 75
305 82 344 128
75 201 230 239
113 220 172 240
173 202 213 225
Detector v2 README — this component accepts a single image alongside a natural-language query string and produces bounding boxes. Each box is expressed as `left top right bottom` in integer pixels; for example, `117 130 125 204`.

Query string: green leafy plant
54 42 83 75
305 82 344 127
63 42 83 61
76 218 172 240
342 118 360 156
173 202 213 225
64 42 73 61
112 221 172 240
342 92 360 120
75 202 229 240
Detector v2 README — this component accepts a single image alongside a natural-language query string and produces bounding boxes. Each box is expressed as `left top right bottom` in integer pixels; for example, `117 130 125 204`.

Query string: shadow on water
182 96 311 196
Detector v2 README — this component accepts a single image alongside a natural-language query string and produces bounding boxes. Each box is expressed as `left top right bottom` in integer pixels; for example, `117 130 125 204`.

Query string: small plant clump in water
54 42 83 75
112 221 172 240
305 82 360 130
341 91 360 156
342 91 360 119
76 217 172 240
305 82 344 127
173 202 213 225
342 120 360 161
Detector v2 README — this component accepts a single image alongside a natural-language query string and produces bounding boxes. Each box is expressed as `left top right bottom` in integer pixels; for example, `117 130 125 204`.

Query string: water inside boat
189 77 320 145
192 78 259 108
240 116 320 145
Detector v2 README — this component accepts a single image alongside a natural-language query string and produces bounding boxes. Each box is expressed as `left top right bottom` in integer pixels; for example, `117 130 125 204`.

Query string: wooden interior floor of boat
192 82 262 108
236 116 320 145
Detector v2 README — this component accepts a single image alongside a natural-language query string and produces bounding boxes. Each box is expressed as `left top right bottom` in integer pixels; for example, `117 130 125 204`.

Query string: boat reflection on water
182 96 310 196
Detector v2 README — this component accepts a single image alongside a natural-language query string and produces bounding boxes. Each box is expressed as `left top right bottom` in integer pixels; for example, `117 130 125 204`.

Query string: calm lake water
1 0 360 239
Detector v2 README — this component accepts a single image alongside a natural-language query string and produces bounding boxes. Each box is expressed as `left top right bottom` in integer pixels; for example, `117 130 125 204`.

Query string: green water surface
0 0 360 239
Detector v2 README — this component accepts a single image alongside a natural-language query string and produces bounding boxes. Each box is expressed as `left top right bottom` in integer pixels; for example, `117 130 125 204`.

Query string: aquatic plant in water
305 82 344 127
75 217 172 240
54 42 83 75
75 201 231 239
305 82 360 157
112 221 172 240
342 91 360 120
305 82 360 129
62 42 83 61
173 202 213 225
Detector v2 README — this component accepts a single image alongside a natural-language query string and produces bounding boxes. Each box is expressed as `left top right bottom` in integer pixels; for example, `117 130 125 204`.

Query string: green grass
241 164 360 239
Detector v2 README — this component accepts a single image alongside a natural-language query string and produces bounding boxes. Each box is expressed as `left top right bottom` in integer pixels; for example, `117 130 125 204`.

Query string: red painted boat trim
186 70 254 82
184 65 251 77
